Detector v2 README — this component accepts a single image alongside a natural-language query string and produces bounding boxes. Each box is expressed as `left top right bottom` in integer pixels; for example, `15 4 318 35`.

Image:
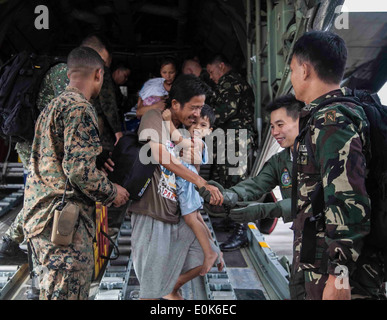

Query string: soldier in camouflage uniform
206 54 256 251
82 35 123 152
2 36 122 257
22 47 129 300
206 54 256 188
204 94 306 299
91 65 123 152
181 58 215 90
290 31 383 299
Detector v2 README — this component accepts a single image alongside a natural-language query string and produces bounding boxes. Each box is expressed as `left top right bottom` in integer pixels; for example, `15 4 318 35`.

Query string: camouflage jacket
294 87 371 275
229 148 293 223
210 71 255 135
22 86 117 239
35 63 69 111
230 148 292 201
91 66 122 152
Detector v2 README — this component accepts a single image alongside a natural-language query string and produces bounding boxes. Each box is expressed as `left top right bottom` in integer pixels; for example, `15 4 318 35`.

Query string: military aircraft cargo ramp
91 211 291 301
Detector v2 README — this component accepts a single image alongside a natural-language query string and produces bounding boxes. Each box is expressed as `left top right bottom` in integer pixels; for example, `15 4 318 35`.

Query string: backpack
0 51 64 143
291 90 387 264
107 131 157 201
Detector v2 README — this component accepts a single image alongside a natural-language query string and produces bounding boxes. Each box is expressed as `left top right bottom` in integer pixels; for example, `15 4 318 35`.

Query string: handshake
198 181 291 223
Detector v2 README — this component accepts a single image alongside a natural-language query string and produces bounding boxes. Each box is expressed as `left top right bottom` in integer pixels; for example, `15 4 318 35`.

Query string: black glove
198 186 212 203
205 180 238 207
223 190 238 208
203 203 228 218
198 180 224 203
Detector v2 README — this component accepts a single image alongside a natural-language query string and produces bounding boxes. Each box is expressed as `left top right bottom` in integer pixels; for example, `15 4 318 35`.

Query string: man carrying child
126 74 224 300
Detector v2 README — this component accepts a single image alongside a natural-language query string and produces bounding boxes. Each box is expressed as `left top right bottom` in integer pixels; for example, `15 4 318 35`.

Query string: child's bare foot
217 252 224 272
200 250 218 276
162 291 184 300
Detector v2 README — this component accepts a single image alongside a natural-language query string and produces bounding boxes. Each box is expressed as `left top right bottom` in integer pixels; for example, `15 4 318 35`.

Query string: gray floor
211 217 293 300
264 219 293 262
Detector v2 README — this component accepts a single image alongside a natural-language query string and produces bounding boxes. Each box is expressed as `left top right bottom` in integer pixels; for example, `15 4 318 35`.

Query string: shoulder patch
281 168 291 187
324 110 336 125
223 82 231 89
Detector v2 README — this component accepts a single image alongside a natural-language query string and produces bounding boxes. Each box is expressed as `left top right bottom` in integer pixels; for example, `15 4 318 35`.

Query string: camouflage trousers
303 270 386 300
210 129 253 189
289 260 306 300
302 257 386 300
303 271 329 300
5 208 25 243
15 141 32 168
29 217 94 300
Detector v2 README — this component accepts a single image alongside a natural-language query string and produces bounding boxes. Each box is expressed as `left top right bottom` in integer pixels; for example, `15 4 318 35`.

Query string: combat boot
0 236 28 264
219 223 248 252
26 274 40 300
26 286 40 300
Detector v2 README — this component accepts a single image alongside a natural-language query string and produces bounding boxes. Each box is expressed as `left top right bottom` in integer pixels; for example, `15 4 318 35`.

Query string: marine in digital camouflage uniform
91 66 122 152
6 63 68 244
8 64 122 244
22 85 117 300
293 87 372 299
209 70 256 188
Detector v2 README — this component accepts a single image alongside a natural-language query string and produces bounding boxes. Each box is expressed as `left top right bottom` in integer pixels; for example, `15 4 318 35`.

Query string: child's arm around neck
162 108 192 149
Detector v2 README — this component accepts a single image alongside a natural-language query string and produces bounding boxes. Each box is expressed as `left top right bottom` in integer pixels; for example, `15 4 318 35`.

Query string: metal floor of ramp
91 211 292 301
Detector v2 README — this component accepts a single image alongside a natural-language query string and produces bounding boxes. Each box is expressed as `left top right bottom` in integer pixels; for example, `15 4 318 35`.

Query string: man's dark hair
182 58 201 70
67 46 105 74
114 64 129 71
81 34 109 53
160 56 177 70
207 53 232 67
200 104 216 127
292 31 347 84
266 94 304 120
168 74 211 108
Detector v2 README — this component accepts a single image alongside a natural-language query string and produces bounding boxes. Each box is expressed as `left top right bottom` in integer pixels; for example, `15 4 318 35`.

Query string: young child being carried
162 105 224 276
